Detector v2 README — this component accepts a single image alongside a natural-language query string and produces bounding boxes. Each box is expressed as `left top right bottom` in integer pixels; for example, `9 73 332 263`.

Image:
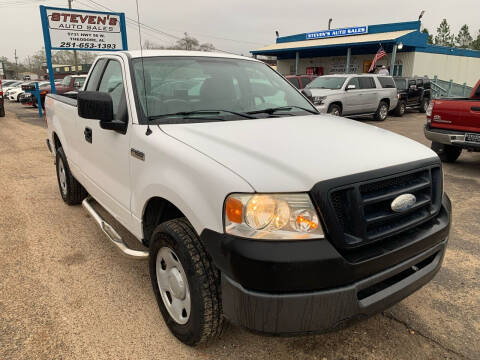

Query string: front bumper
315 103 328 113
201 194 451 334
424 124 480 149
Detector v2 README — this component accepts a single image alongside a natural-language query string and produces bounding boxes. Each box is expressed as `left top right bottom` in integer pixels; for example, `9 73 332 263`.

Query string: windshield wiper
148 109 256 121
247 106 318 115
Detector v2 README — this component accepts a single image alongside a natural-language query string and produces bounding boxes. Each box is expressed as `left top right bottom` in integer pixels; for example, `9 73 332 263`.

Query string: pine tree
471 30 480 50
422 28 434 44
455 24 473 48
434 19 454 46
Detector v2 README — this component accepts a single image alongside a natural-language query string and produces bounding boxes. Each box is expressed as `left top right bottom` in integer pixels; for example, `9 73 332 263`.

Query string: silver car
306 74 398 121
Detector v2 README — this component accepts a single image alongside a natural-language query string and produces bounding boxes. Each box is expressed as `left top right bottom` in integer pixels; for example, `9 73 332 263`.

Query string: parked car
285 75 317 89
305 74 398 120
36 75 86 108
46 51 451 346
2 81 24 97
6 81 34 101
424 79 480 162
393 76 431 116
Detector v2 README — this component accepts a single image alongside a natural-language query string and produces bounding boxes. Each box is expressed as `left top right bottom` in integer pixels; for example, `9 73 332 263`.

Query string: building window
393 64 403 76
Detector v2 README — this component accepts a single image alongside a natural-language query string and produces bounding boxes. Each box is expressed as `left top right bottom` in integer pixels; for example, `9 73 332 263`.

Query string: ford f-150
45 50 451 346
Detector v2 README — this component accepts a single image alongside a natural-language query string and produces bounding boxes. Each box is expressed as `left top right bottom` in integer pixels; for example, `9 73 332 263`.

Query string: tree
422 28 434 44
143 34 215 52
471 30 480 50
434 19 454 46
455 24 473 48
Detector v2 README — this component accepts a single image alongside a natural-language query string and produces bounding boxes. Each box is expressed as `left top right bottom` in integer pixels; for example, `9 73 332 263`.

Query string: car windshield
394 78 407 90
61 76 72 86
308 76 346 89
132 56 317 123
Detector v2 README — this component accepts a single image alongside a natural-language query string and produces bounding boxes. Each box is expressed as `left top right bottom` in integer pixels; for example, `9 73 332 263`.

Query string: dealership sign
306 26 368 40
39 5 127 93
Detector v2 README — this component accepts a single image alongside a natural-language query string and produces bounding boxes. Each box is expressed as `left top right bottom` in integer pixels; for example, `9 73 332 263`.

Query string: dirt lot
1 102 479 360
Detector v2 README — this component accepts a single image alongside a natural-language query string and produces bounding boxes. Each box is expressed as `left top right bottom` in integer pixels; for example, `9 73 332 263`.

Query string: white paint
412 52 480 87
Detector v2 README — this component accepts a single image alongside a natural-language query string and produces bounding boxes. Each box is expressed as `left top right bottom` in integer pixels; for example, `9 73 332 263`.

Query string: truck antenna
135 0 152 136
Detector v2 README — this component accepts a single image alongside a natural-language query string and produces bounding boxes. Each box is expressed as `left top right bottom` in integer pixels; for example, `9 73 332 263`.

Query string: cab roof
123 50 258 62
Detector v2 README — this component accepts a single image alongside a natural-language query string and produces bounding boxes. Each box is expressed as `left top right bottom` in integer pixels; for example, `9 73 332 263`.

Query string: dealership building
252 21 480 86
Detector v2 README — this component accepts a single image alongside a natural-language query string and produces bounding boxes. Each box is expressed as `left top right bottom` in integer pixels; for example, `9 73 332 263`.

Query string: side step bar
82 197 149 259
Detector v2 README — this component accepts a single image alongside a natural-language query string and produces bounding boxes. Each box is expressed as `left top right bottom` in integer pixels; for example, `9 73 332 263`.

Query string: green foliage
455 24 473 48
422 28 434 45
434 19 454 47
471 30 480 50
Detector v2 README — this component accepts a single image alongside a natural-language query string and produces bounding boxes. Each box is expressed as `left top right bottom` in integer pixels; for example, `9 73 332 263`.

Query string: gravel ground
1 102 479 360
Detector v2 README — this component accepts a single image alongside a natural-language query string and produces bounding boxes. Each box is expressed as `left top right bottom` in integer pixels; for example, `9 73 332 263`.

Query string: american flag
369 47 387 72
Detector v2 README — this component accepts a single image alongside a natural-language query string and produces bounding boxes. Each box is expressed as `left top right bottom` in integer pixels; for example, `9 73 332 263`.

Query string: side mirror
78 91 114 122
74 81 81 88
346 84 356 90
301 87 313 100
409 84 417 91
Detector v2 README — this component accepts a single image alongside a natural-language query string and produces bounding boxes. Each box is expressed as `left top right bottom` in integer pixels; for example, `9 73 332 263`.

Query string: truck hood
160 115 437 192
309 88 344 97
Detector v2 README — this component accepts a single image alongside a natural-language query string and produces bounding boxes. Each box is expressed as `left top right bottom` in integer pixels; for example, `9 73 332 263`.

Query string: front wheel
149 218 225 346
328 104 342 116
374 101 389 121
419 97 430 113
431 142 462 162
394 101 406 117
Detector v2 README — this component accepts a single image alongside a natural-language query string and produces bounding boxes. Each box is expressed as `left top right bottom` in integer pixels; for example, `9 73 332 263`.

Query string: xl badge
391 194 416 213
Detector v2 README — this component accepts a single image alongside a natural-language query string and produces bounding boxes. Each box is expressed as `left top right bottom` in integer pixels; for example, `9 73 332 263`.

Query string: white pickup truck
45 50 451 346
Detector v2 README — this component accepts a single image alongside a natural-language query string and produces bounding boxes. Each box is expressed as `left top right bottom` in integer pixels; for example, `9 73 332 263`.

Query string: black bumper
201 195 451 334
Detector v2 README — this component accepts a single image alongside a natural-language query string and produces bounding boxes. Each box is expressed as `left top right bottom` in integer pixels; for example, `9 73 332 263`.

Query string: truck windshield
132 56 317 122
308 76 346 90
394 78 407 90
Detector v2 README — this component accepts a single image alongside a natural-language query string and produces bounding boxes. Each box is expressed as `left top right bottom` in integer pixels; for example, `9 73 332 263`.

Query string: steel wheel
399 102 405 115
156 247 191 325
57 157 67 196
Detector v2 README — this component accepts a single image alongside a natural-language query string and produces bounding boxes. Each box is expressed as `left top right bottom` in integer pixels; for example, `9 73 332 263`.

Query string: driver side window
98 60 126 120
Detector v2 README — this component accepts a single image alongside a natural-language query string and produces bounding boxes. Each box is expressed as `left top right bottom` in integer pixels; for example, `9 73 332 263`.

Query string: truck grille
319 164 443 255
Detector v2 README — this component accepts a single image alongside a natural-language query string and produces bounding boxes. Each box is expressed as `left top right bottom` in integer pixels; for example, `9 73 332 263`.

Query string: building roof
254 30 415 53
251 21 480 59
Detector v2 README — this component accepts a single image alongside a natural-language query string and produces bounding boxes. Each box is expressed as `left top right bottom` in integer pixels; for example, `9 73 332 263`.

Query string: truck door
75 57 132 226
407 79 419 105
343 77 362 114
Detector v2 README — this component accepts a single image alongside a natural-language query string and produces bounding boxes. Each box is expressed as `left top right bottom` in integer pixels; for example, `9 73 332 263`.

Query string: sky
0 0 479 63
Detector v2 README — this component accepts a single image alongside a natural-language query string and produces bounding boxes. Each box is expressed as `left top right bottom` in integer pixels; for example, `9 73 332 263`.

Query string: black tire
394 101 406 117
328 103 342 116
17 94 21 102
374 101 389 121
419 97 430 113
55 147 87 205
0 103 4 117
431 142 462 163
149 218 224 346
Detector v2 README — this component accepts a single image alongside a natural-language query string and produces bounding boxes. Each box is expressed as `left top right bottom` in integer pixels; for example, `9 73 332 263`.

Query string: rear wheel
431 142 462 162
149 218 224 346
419 97 430 113
55 147 88 205
328 104 342 116
394 101 406 117
374 101 389 121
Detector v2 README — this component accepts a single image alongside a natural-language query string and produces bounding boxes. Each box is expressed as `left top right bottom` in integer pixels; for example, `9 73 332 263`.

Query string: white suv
306 74 398 120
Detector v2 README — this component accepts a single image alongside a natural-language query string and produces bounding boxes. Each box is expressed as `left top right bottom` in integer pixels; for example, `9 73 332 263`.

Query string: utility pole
14 49 18 79
68 0 79 75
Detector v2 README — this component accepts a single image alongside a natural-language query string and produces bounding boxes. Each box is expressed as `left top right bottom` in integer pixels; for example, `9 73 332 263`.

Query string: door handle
471 106 480 112
84 127 92 143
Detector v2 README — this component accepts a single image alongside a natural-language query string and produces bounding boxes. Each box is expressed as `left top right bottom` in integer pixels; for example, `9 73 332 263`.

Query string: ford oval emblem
391 194 417 213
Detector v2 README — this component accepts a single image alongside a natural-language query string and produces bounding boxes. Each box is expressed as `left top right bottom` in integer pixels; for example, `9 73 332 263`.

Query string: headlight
312 96 326 105
224 193 324 240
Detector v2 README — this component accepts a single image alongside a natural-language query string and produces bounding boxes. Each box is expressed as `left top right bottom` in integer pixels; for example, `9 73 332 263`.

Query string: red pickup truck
425 80 480 162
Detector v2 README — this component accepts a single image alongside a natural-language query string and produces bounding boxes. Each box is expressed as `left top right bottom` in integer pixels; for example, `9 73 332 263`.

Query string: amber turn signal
225 197 243 223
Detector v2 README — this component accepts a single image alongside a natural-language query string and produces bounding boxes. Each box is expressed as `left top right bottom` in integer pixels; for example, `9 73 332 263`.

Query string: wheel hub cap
58 158 67 195
156 247 191 325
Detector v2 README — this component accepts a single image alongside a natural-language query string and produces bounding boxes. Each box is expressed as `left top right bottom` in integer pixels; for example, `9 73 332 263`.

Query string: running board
82 197 149 259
